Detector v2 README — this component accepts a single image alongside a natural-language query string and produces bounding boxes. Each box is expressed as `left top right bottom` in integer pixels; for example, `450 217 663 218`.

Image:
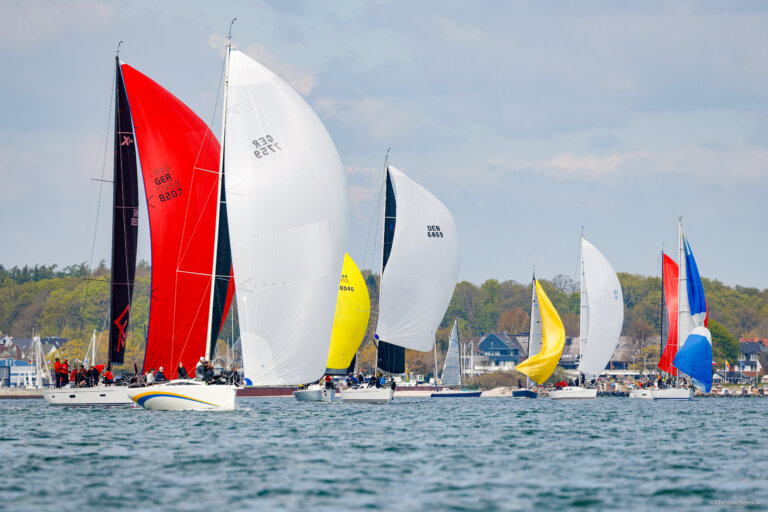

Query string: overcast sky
1 1 766 288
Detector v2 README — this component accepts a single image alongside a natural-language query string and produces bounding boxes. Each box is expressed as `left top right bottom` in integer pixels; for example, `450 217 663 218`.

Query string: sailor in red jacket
53 358 62 387
103 369 114 385
61 360 70 385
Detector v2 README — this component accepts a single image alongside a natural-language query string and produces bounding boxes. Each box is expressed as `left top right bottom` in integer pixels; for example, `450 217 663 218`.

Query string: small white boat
651 388 693 400
549 386 597 400
293 385 336 403
42 385 133 407
341 387 393 404
125 380 238 411
629 388 654 399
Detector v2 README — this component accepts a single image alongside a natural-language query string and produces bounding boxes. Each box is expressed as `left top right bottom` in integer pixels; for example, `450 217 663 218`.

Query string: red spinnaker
121 64 233 379
657 253 679 376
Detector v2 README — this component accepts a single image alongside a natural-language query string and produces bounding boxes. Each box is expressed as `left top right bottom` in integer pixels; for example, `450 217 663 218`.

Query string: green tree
709 318 740 367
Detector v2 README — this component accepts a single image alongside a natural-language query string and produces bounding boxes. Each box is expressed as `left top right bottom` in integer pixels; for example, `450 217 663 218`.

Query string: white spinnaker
224 49 349 385
441 321 461 388
577 239 624 378
376 166 460 351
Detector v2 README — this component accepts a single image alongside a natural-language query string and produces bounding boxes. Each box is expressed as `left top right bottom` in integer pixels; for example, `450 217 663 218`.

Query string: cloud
0 1 114 48
240 43 315 96
436 17 491 46
441 145 768 185
315 97 419 140
345 165 382 216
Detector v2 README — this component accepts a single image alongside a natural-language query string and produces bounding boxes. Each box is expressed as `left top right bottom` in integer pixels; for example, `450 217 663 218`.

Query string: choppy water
1 397 766 511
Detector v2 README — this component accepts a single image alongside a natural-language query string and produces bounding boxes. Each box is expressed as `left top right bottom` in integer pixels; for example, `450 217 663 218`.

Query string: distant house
739 337 768 348
0 335 22 360
736 342 766 379
476 332 526 369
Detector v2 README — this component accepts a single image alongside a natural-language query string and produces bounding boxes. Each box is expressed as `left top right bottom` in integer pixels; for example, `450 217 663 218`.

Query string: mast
526 270 536 389
457 323 463 389
206 19 235 360
578 231 587 384
109 44 139 366
676 217 685 387
375 148 392 374
659 250 665 377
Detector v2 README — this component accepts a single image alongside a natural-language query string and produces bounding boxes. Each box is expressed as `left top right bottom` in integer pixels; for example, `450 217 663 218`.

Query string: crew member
177 362 188 380
103 368 114 385
53 358 62 387
61 359 70 385
155 366 167 383
324 374 333 389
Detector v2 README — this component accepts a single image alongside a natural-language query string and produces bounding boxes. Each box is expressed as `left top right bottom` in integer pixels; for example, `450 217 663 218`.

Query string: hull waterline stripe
131 391 220 407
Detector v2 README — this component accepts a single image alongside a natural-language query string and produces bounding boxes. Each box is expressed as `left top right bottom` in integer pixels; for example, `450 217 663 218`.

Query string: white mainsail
525 275 543 385
441 321 462 388
375 166 460 352
224 49 350 385
577 238 624 378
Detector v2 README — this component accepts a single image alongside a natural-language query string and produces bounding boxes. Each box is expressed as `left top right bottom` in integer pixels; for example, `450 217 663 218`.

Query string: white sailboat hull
341 387 393 404
549 387 597 400
42 385 133 406
629 389 654 399
125 381 238 411
651 388 693 400
294 386 336 402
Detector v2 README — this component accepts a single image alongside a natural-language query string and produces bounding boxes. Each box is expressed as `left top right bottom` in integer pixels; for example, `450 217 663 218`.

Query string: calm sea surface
1 397 766 511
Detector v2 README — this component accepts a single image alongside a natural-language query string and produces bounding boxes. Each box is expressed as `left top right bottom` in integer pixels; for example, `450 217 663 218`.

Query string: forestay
577 239 624 378
224 49 349 385
376 166 460 352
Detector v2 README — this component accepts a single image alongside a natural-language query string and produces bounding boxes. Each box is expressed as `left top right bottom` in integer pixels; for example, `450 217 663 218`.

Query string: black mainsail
109 58 139 364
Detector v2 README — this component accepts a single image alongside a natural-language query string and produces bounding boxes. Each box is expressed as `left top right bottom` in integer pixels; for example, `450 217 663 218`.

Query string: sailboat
652 219 710 400
341 164 460 403
294 253 371 402
432 321 482 397
220 37 350 396
630 251 677 399
120 49 238 410
515 277 566 396
550 236 624 400
431 321 481 397
44 55 140 407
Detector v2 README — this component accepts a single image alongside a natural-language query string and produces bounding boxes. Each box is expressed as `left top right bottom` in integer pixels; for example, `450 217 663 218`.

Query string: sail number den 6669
427 225 444 238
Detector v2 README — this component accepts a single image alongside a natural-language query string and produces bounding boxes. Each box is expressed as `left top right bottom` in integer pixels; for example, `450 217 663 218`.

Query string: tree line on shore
1 263 766 377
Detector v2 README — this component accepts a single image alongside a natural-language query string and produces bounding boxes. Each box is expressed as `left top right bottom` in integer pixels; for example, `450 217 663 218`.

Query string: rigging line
78 57 117 337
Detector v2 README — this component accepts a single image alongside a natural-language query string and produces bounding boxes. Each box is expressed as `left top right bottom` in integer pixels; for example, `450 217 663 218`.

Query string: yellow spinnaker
326 253 371 371
516 280 566 385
